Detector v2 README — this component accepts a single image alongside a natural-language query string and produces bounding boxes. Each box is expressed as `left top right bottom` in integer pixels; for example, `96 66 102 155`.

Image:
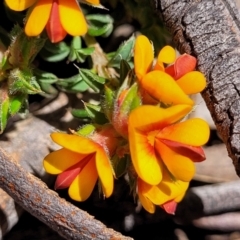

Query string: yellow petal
139 173 189 205
158 118 210 146
155 140 195 181
25 0 52 36
83 0 100 5
141 71 194 106
59 0 87 36
157 45 176 64
177 71 206 94
134 35 154 80
129 129 163 185
128 104 192 133
5 0 36 11
138 180 155 214
43 148 87 174
174 191 186 203
153 61 164 71
95 148 114 198
68 156 98 201
51 132 98 154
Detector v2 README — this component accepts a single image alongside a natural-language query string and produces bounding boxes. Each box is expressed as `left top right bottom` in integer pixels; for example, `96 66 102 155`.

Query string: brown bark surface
155 0 240 176
0 147 132 240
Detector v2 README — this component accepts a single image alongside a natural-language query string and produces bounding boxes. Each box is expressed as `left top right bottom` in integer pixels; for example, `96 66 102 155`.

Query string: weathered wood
175 180 240 231
155 0 240 176
0 116 58 238
0 147 132 240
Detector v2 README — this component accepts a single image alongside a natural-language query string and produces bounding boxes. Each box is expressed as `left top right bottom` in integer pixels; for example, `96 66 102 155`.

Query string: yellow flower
43 125 118 201
128 104 210 185
134 35 206 105
5 0 100 42
138 171 189 214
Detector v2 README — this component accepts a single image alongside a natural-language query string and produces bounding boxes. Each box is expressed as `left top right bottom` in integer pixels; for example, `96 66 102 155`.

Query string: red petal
161 200 177 215
54 154 92 189
46 0 67 43
165 54 197 80
160 139 206 162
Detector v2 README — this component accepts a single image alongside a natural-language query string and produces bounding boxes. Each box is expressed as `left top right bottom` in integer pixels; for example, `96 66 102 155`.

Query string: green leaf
8 69 42 95
38 82 58 97
116 69 135 100
83 102 108 124
79 69 105 92
40 41 70 62
78 47 95 55
71 108 89 118
0 98 9 134
9 94 25 115
102 85 115 121
77 124 96 137
119 83 141 115
57 74 82 87
72 102 108 124
68 36 82 62
34 69 58 84
108 35 135 68
112 154 129 178
75 47 95 63
9 25 45 67
56 74 89 92
68 36 94 63
87 14 113 37
119 60 131 83
59 80 88 93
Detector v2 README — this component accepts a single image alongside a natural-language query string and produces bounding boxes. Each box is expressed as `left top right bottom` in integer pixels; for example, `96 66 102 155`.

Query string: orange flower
43 125 118 201
128 104 210 185
5 0 100 42
138 171 189 214
134 35 206 105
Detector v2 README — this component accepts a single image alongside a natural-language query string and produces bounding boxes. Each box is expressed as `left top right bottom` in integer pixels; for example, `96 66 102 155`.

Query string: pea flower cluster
5 0 100 43
43 35 210 214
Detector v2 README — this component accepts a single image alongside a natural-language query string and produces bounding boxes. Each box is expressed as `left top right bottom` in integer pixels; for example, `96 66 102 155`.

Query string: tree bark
155 0 240 176
0 116 58 238
0 147 132 240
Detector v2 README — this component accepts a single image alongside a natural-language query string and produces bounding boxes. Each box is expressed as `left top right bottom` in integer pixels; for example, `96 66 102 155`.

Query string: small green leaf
112 154 129 178
8 69 42 95
77 124 96 137
9 94 25 115
71 36 82 49
39 82 58 97
78 47 95 55
72 102 109 124
40 41 70 62
57 74 82 87
119 83 141 115
83 102 108 124
108 35 135 68
71 108 89 118
79 69 105 92
59 80 88 93
34 69 58 84
116 69 135 100
56 74 89 92
102 85 115 121
0 98 9 134
119 60 131 83
87 14 113 37
88 24 113 37
68 36 82 62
